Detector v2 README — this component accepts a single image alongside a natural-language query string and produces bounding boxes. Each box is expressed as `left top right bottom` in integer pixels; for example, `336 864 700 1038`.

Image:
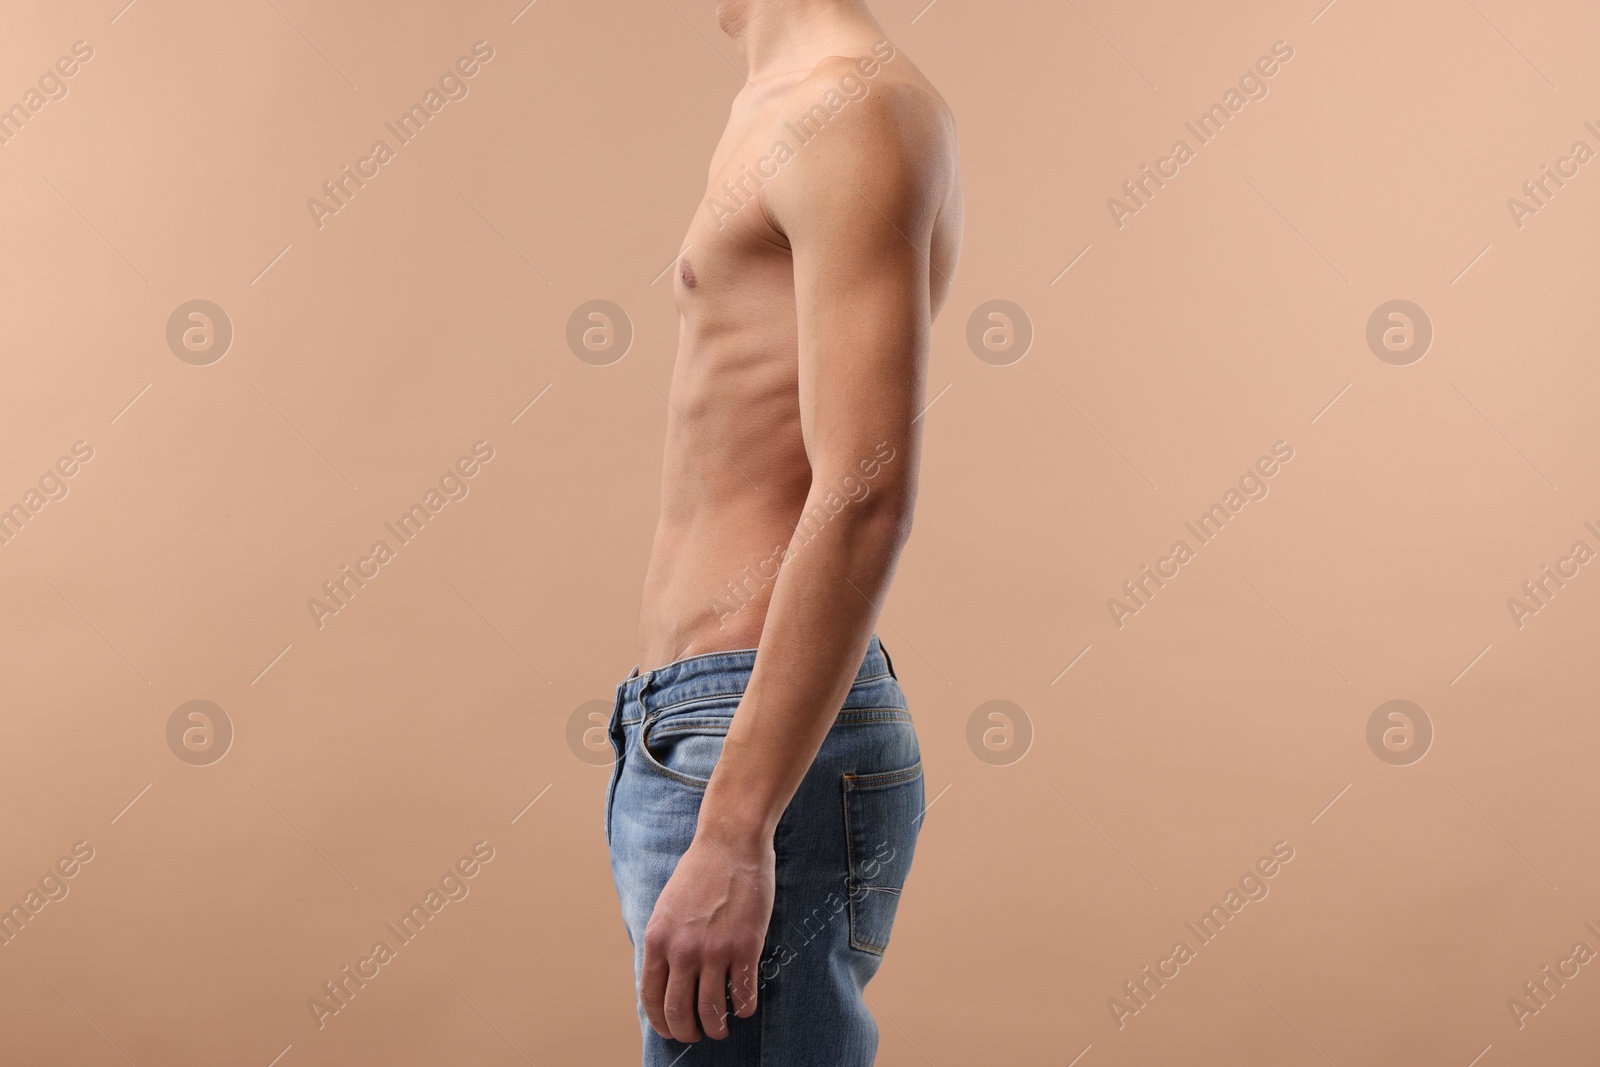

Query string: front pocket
638 715 732 789
842 762 924 955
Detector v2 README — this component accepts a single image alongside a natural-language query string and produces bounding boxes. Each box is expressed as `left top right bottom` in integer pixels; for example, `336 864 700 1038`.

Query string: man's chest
674 103 799 302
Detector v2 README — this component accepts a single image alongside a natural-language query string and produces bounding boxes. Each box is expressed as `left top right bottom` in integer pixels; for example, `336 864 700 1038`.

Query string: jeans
605 635 925 1066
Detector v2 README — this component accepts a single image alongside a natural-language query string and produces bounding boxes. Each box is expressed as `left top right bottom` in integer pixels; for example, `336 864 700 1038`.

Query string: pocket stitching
637 715 717 790
648 718 732 740
848 887 901 954
843 761 924 791
842 764 922 956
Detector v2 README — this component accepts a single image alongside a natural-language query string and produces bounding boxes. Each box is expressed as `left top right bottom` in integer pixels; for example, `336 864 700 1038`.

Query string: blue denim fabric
605 635 924 1065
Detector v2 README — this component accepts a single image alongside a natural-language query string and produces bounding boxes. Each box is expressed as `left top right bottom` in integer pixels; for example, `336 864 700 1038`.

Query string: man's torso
636 40 961 671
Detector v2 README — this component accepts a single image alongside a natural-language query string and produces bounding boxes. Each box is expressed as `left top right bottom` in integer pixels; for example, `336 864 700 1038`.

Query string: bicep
795 228 929 471
781 126 941 482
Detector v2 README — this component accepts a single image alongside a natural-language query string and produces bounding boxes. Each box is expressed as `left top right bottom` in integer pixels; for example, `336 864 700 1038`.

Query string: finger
640 934 673 1040
729 957 760 1019
664 961 703 1043
698 963 731 1040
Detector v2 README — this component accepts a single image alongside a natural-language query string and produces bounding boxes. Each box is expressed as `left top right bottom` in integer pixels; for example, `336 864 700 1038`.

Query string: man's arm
640 74 953 1044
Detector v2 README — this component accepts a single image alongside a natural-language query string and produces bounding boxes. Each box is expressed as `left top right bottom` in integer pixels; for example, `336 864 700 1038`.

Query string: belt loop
879 637 897 680
637 670 655 725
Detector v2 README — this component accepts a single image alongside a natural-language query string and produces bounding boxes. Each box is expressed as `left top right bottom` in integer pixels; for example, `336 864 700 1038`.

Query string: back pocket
842 763 924 955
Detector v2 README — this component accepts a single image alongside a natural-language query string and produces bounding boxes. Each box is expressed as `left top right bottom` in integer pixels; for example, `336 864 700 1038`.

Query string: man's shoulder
778 45 952 148
765 45 955 223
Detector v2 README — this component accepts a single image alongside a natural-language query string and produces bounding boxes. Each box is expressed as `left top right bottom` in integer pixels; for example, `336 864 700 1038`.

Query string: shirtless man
603 1 961 1062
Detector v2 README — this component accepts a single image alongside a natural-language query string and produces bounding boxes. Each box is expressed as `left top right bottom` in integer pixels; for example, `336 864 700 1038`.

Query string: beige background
2 0 1597 1063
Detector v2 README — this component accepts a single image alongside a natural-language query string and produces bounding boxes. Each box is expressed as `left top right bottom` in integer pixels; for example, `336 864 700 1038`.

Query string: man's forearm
696 462 913 847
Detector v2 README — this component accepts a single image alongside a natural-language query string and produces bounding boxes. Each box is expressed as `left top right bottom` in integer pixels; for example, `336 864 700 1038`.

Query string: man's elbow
863 491 916 555
807 471 916 553
860 475 916 538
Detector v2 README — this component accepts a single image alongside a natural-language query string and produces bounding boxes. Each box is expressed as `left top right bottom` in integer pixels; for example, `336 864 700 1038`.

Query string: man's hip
604 635 925 1065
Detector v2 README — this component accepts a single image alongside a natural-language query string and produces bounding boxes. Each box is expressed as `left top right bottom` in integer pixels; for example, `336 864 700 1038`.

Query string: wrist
696 785 778 854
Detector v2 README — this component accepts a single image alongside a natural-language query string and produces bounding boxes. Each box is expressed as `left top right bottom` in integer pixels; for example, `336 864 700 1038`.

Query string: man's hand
640 830 775 1042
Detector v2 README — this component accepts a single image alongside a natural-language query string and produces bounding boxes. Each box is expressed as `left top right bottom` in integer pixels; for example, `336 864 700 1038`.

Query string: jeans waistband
613 634 895 726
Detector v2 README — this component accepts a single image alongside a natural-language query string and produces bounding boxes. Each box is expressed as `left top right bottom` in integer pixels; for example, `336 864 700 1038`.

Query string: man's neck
717 0 881 84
